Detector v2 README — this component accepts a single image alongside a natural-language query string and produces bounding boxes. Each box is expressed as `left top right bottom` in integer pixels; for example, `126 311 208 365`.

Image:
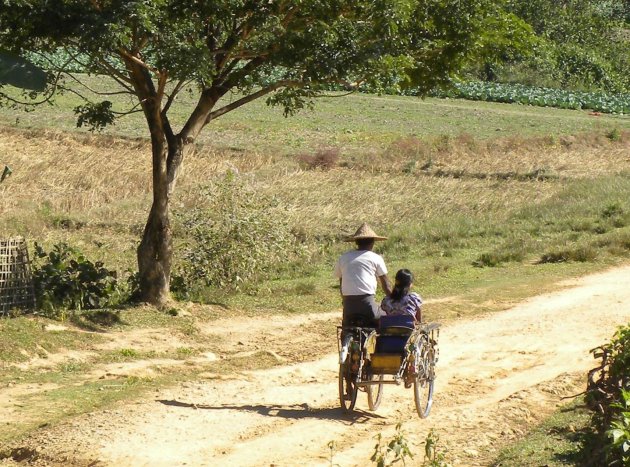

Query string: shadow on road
156 399 383 424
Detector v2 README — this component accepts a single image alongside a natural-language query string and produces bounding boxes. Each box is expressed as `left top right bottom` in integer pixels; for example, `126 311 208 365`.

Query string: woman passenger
379 269 422 322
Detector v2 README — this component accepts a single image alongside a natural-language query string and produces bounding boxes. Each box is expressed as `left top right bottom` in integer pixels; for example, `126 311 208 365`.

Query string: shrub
297 147 340 170
587 325 630 465
607 128 622 142
606 391 630 465
472 240 527 267
371 423 414 467
32 242 121 318
538 246 597 264
174 173 304 293
473 250 524 268
602 203 625 220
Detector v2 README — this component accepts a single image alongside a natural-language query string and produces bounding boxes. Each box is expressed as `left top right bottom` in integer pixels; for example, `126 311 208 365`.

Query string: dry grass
3 125 629 240
350 130 630 179
260 169 550 238
1 122 629 278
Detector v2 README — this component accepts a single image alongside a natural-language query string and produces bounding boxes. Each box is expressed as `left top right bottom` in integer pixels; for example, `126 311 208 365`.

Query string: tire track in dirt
4 264 630 466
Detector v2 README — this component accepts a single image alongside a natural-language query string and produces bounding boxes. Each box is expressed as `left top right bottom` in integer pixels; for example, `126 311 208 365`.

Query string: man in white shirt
334 223 392 327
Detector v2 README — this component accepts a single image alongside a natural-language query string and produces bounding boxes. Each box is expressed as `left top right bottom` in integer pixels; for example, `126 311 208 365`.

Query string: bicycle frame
337 321 440 417
337 323 440 386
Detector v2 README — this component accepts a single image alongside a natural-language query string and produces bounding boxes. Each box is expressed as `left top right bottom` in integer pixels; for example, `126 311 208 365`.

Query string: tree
500 0 630 92
0 0 531 305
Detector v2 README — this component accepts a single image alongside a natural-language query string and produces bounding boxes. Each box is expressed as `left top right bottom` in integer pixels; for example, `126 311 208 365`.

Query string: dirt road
4 265 630 466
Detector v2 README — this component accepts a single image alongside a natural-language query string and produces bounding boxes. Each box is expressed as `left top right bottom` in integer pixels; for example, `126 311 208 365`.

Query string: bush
472 250 525 268
587 325 630 465
297 147 339 170
174 172 304 293
539 246 597 264
32 242 121 318
472 240 527 267
606 391 630 465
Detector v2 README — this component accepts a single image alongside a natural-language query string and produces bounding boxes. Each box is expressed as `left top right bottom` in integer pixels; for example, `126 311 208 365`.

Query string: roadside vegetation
494 325 630 466
493 399 596 466
586 325 630 465
2 80 630 313
2 85 630 318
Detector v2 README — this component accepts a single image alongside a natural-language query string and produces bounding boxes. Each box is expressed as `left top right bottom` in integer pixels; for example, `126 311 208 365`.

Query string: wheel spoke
367 372 384 411
339 363 357 412
413 341 435 418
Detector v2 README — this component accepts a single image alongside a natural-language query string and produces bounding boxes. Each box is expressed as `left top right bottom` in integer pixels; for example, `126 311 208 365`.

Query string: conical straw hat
344 223 388 241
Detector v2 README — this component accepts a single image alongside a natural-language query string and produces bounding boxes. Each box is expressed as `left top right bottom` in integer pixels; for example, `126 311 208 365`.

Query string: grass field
1 79 630 319
4 75 630 152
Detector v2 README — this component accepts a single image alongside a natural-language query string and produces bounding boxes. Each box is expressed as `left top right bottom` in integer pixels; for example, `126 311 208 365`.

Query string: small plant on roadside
606 390 630 465
32 242 122 318
371 423 413 467
422 429 451 467
176 347 196 359
118 348 138 358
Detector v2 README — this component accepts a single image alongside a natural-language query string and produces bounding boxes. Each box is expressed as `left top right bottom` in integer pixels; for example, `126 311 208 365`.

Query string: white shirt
334 250 388 296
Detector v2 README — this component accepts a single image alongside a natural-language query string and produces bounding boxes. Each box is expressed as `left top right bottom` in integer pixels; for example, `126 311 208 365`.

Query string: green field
4 75 630 153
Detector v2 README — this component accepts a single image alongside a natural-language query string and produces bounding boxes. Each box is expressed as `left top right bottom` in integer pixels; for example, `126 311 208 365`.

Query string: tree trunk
121 54 196 307
137 202 171 306
136 135 184 306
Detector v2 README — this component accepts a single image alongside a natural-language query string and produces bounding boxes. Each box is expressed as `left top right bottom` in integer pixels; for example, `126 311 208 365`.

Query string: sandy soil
3 265 630 466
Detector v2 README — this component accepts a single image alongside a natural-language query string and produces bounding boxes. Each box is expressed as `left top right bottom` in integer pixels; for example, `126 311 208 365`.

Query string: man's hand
378 274 392 297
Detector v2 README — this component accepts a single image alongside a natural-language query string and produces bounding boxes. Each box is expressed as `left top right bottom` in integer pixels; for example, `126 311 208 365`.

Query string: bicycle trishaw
337 315 440 418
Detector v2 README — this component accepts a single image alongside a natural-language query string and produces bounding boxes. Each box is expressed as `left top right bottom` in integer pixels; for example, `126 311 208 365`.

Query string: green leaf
610 428 625 443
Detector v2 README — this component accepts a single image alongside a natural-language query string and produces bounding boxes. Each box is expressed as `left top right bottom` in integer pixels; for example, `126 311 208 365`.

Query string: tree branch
203 81 297 126
0 69 62 106
119 48 160 76
218 56 267 90
156 70 168 104
94 54 135 87
162 79 187 116
64 71 135 96
111 101 144 116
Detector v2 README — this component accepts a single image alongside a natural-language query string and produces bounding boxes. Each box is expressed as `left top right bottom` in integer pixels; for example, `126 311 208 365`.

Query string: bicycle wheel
339 363 358 412
367 373 384 411
413 345 435 419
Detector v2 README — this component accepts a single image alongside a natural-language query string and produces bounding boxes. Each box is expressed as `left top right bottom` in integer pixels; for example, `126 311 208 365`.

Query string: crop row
422 81 630 115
